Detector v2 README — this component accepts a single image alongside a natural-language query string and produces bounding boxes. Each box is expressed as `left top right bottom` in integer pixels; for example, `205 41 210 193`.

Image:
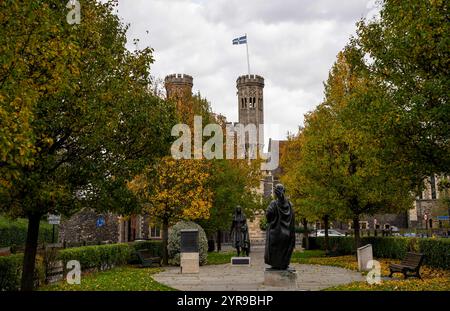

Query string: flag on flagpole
232 35 247 45
232 34 250 75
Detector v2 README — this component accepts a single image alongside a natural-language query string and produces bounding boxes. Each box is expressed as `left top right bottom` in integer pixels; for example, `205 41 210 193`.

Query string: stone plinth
357 244 373 271
263 269 297 288
180 252 199 274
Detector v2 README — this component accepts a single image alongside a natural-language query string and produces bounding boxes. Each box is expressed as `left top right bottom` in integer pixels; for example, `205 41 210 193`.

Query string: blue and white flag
232 35 247 45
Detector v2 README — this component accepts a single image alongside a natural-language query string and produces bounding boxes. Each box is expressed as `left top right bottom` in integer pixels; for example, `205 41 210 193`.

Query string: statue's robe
264 199 295 269
231 217 250 249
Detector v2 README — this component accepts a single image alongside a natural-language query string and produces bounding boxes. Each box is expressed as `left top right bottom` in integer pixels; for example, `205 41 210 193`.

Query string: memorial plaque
231 257 251 266
357 244 373 272
180 229 198 253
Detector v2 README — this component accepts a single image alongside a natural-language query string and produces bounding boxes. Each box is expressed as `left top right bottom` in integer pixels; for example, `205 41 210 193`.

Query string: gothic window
241 98 245 109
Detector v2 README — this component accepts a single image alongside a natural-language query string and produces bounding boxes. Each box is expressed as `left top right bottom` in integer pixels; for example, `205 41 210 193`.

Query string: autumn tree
0 0 175 290
355 0 450 184
324 48 414 248
280 131 314 249
198 158 263 251
128 157 213 264
282 47 414 250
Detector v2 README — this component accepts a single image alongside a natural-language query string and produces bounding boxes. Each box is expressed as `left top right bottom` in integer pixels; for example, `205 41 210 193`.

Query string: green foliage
259 217 268 231
0 254 23 291
58 244 131 271
356 0 450 177
199 158 263 236
0 216 55 248
308 236 450 269
0 254 45 291
167 221 208 266
418 238 450 270
0 0 176 289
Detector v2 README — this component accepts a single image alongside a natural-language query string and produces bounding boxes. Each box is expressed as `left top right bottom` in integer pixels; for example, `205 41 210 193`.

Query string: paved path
153 246 364 291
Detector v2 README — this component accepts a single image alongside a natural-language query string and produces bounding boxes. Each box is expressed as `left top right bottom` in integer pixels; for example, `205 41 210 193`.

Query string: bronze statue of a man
230 206 250 256
265 184 295 270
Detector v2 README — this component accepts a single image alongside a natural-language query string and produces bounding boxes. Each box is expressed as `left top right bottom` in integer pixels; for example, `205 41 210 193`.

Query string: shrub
167 221 208 266
308 237 355 255
0 254 45 291
308 236 450 270
364 237 412 259
0 254 22 291
419 238 450 270
0 216 55 248
57 243 131 272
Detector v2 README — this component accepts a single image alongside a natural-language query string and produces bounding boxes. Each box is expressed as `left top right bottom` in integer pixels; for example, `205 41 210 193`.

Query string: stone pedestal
180 252 199 274
357 244 373 272
263 269 297 288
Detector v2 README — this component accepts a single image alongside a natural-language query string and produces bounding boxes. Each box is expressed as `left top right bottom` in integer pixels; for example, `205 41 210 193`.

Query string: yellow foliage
128 156 213 224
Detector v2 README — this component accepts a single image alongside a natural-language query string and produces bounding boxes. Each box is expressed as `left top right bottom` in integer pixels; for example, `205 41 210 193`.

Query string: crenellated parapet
236 74 264 88
164 74 194 99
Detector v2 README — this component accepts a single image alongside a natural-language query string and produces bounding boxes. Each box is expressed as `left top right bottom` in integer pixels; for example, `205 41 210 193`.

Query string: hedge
0 254 45 291
418 238 450 270
57 244 131 272
0 241 164 290
307 236 450 269
0 216 55 248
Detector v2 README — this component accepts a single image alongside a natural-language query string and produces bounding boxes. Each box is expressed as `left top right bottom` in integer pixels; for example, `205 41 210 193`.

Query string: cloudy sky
116 0 379 144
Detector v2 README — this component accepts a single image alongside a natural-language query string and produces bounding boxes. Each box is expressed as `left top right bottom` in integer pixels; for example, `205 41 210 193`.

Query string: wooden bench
136 249 161 267
389 252 424 279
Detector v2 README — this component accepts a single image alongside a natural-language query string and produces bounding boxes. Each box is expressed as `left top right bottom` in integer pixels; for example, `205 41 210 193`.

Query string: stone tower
237 74 264 126
164 74 193 99
236 74 267 244
236 74 265 149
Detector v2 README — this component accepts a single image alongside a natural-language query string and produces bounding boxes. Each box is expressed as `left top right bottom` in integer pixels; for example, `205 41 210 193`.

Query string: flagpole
245 33 251 76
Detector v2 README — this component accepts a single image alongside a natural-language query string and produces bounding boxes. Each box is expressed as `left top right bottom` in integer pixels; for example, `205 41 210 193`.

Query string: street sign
96 216 105 228
437 216 449 221
48 214 61 225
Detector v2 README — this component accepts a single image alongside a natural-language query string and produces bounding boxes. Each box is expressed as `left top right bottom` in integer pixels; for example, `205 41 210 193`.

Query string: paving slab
153 248 364 291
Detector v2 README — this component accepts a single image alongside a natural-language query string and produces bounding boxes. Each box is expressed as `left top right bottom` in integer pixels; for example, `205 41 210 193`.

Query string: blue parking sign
96 216 105 227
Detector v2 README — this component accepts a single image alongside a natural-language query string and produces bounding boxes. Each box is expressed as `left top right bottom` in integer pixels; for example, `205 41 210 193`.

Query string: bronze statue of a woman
265 184 295 270
230 206 250 256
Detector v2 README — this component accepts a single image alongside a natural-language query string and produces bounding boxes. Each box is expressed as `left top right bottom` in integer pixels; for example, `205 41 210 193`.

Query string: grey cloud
116 0 378 140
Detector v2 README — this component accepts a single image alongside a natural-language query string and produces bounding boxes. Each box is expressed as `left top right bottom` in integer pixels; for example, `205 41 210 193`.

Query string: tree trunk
352 215 361 251
302 218 309 250
323 215 330 252
216 230 222 252
162 218 169 265
21 213 41 291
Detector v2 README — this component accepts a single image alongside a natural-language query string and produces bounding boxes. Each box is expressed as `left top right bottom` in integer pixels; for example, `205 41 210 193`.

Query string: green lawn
39 266 174 291
206 251 235 265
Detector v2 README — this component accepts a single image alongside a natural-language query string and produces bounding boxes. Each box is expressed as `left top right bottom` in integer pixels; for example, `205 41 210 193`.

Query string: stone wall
58 209 119 243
